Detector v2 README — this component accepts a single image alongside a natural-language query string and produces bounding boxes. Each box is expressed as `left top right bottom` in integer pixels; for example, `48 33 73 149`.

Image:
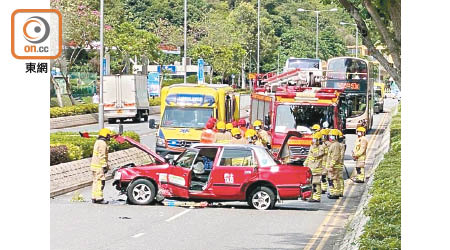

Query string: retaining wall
50 147 154 197
50 106 160 129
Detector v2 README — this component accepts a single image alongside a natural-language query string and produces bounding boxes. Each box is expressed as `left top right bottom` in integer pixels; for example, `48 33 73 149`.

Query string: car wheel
248 186 276 210
127 179 156 205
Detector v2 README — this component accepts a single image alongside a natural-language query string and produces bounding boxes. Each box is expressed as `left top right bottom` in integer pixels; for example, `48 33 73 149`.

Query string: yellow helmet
98 128 113 137
253 120 262 127
338 130 343 137
312 124 321 130
217 121 226 130
329 129 340 136
231 128 241 136
245 129 257 138
312 132 322 140
226 123 233 130
321 128 330 136
356 127 366 133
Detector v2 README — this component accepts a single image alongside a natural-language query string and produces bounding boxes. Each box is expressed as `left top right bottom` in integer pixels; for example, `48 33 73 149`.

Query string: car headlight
156 137 165 147
113 171 121 180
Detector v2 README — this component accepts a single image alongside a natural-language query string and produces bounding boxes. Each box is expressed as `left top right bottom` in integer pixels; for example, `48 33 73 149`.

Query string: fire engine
250 71 347 161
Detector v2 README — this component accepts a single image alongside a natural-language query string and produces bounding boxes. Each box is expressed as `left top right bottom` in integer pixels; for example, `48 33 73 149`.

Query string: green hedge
50 104 98 118
359 105 401 249
149 96 161 106
50 131 140 165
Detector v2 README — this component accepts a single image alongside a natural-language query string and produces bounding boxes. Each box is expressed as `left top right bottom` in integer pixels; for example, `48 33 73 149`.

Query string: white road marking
165 209 192 222
131 233 145 238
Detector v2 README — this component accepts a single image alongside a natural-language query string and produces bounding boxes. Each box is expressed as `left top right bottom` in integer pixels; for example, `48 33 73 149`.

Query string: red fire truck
250 86 347 161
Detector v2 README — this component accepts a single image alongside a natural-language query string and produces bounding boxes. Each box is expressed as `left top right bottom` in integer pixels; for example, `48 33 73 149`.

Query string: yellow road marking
304 112 389 250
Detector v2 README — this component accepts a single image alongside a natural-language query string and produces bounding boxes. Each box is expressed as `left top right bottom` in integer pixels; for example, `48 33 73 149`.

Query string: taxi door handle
244 171 252 175
183 173 187 176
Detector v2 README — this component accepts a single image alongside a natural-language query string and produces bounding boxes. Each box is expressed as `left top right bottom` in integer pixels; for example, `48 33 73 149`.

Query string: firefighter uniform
230 128 248 145
320 128 330 193
335 130 346 197
353 127 368 183
90 128 112 204
326 129 341 199
215 121 232 143
304 132 325 202
253 120 271 148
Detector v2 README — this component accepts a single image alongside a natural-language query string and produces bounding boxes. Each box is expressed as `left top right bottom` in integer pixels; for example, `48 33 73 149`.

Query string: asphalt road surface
51 98 398 250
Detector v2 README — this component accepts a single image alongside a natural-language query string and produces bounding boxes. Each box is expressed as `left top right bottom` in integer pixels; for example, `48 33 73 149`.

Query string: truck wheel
133 112 141 123
143 115 148 122
127 179 156 205
247 186 276 210
108 118 116 124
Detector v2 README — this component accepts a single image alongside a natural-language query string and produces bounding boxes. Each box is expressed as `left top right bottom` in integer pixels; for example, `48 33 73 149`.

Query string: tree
51 0 99 105
329 0 401 88
105 22 160 74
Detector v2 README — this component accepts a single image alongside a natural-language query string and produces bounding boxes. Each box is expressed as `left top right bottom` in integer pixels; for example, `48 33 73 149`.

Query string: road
50 98 398 250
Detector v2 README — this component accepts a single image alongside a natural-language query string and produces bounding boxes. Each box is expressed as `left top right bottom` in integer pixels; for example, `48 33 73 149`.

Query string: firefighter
352 127 368 183
245 129 263 146
238 119 247 135
200 121 216 143
335 130 346 197
231 127 247 144
311 124 321 134
326 129 341 199
304 132 325 202
90 128 112 204
215 121 232 143
253 120 271 148
320 128 330 194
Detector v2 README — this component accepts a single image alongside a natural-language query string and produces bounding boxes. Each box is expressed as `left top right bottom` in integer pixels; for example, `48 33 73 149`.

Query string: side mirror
149 119 159 129
264 114 270 126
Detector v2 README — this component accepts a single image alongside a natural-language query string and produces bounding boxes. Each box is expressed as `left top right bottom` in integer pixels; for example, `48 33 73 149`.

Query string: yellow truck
152 84 240 156
374 82 385 114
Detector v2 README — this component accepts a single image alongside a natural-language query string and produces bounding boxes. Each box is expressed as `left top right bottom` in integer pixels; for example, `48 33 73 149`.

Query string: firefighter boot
321 175 328 194
327 180 339 199
309 184 321 202
356 167 365 183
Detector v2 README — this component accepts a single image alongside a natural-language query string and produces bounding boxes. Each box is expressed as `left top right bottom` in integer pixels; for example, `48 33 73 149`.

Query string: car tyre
127 179 156 205
247 186 276 210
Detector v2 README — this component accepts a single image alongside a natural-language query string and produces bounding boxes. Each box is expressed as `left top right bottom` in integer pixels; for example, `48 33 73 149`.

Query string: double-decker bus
325 57 375 131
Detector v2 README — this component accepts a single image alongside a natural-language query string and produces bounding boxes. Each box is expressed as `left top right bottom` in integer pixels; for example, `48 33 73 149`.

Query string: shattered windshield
275 104 334 133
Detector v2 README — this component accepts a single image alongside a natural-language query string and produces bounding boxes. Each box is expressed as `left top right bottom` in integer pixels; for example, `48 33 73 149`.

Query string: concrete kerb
50 147 150 198
338 104 399 250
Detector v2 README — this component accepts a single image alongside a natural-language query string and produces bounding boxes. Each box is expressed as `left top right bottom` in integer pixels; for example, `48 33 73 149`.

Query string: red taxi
112 132 311 210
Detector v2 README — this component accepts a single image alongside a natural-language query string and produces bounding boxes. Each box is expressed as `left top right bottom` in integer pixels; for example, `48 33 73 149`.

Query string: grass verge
359 105 401 249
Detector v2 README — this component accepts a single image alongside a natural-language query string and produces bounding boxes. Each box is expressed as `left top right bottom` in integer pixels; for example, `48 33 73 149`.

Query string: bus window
347 94 367 118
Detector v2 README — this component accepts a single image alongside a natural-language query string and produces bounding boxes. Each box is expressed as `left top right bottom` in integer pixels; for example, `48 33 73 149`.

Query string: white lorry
103 75 150 123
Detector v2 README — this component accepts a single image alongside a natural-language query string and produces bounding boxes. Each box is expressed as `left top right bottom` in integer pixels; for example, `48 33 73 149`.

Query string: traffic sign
198 58 204 84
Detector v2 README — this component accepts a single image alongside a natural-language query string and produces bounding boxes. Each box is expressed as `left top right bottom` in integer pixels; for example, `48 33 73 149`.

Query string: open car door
277 131 304 162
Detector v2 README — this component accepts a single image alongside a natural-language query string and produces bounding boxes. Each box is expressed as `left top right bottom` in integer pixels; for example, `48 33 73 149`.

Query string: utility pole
98 0 104 129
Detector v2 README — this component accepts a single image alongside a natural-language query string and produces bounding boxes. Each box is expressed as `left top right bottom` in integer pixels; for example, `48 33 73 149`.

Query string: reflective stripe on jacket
200 129 216 143
353 136 368 161
90 139 108 170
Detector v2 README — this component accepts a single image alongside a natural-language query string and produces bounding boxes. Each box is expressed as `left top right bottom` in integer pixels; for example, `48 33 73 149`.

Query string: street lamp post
183 0 187 83
98 0 104 129
256 0 260 91
340 21 358 57
297 8 338 59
